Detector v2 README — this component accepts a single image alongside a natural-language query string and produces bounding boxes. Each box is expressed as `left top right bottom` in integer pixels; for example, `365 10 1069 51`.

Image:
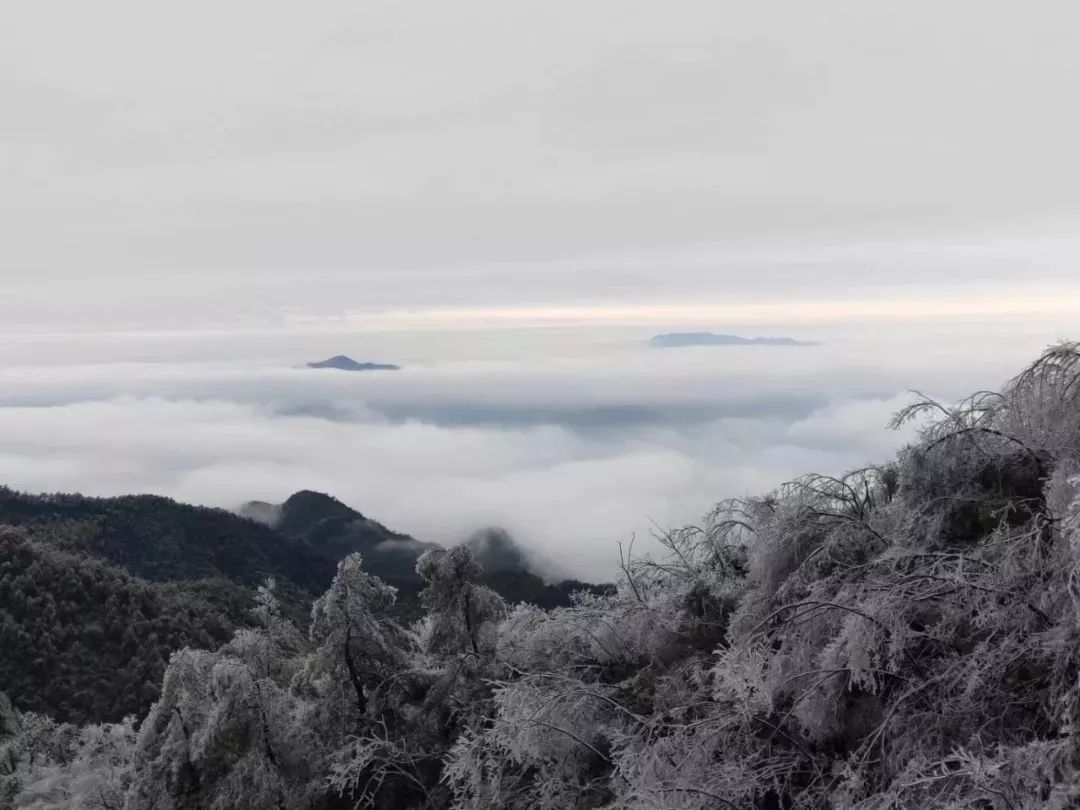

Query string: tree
415 547 505 658
307 554 408 722
7 718 136 810
125 620 318 808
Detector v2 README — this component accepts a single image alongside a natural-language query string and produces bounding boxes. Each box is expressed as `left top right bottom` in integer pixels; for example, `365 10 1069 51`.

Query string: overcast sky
4 0 1080 333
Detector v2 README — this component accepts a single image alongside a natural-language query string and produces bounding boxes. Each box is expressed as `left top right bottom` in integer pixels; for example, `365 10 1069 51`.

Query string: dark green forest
0 488 601 727
0 529 247 724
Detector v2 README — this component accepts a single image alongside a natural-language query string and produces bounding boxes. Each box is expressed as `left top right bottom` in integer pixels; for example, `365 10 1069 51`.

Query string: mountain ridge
650 332 818 347
0 485 606 722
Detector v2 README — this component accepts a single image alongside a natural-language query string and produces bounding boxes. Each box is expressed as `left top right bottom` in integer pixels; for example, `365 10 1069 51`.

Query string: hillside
243 491 610 617
0 487 338 592
0 528 250 724
246 490 439 585
0 486 602 726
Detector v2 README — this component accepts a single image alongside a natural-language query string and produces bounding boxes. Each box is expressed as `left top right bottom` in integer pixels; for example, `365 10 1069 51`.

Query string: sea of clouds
0 321 1067 579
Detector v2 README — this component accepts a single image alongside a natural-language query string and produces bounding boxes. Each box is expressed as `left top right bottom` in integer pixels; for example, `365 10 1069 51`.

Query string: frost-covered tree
449 342 1080 809
415 546 505 658
10 719 135 810
305 554 409 723
0 692 17 807
124 593 320 810
325 548 506 809
0 696 135 810
301 553 443 807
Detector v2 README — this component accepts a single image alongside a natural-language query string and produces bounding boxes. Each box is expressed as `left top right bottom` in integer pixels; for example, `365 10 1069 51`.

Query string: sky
3 2 1080 577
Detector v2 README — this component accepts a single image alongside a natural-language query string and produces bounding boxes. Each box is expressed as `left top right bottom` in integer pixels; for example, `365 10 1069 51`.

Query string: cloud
0 393 914 580
0 315 1068 580
0 345 933 579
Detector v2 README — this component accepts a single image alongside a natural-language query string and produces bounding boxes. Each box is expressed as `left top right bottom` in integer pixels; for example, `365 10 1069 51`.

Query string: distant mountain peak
280 489 364 526
307 355 400 371
650 332 818 348
464 527 533 574
238 499 280 527
283 489 352 510
243 490 440 585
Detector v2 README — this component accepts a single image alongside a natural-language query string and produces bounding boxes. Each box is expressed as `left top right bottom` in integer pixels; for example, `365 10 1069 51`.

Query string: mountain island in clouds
649 332 819 347
306 355 401 371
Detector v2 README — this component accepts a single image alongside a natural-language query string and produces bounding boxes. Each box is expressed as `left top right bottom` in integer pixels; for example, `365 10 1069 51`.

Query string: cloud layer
0 325 1058 579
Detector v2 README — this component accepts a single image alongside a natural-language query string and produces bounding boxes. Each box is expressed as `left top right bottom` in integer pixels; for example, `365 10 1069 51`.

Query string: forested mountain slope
242 489 440 587
0 529 249 724
0 488 598 728
0 488 339 591
243 491 607 613
5 343 1080 809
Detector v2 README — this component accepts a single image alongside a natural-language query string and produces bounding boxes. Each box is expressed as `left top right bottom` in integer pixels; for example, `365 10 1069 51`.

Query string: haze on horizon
3 1 1080 575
